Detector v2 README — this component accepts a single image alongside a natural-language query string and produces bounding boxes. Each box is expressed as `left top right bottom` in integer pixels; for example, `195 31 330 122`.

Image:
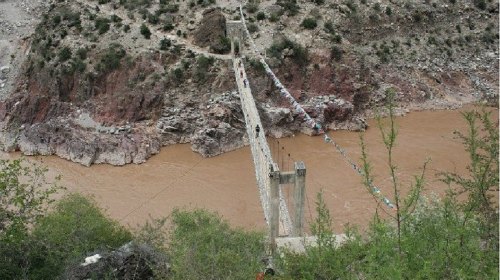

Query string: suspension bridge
227 5 397 254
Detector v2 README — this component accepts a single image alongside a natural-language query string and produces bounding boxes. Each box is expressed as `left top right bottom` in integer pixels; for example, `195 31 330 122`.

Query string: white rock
81 254 102 267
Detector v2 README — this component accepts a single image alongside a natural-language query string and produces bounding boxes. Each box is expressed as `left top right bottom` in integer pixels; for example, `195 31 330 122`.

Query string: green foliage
268 38 308 66
171 67 184 82
159 38 171 50
58 47 72 62
168 209 264 279
97 43 126 73
94 17 111 34
249 58 265 74
276 0 300 16
474 0 487 10
140 23 152 39
27 194 132 279
331 45 343 61
211 36 231 54
301 17 318 29
385 6 392 16
361 88 428 253
194 55 214 82
0 159 61 239
441 109 499 248
280 105 498 279
76 47 88 60
234 40 240 55
0 159 61 278
245 2 259 13
247 23 258 33
256 11 266 21
269 13 279 22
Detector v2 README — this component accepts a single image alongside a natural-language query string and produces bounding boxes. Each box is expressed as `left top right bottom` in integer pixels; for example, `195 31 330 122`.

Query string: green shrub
27 194 132 279
385 6 392 16
159 38 171 50
171 67 184 82
76 48 88 60
301 17 317 29
256 11 266 20
268 38 308 66
140 23 152 39
163 22 174 31
277 0 299 16
97 43 126 72
269 13 279 22
194 55 214 82
474 0 487 10
58 47 72 62
331 46 343 61
211 36 231 54
168 209 264 279
95 17 111 34
247 23 258 33
246 2 259 13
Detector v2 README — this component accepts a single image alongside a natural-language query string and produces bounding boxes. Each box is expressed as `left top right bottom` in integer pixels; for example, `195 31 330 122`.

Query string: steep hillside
0 0 497 165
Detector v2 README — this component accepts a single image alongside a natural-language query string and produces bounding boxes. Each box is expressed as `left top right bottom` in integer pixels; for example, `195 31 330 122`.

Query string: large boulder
193 8 229 54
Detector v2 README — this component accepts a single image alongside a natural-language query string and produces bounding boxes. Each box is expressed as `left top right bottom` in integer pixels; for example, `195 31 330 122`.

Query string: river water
9 106 498 233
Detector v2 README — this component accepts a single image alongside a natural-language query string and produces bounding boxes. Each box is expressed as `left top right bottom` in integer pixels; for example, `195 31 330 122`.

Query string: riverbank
3 106 496 232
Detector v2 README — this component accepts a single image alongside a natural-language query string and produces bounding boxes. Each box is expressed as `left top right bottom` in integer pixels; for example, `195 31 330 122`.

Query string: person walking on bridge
255 124 260 138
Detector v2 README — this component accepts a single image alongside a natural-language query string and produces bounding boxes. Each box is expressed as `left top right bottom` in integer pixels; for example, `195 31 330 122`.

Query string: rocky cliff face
193 8 227 53
0 0 497 166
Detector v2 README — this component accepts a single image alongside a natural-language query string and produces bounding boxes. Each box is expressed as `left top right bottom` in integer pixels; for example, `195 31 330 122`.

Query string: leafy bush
94 17 111 34
301 17 317 29
245 2 259 13
474 0 487 10
168 209 264 279
268 38 308 66
194 55 214 82
97 43 126 73
58 47 72 62
331 46 343 61
140 23 151 39
256 11 266 20
269 13 279 22
279 102 499 280
277 0 299 16
159 38 171 50
211 36 231 54
248 23 258 33
76 48 88 60
27 194 132 279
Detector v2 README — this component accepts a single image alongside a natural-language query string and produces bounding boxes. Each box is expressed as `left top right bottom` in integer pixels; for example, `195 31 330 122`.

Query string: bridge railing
232 58 293 236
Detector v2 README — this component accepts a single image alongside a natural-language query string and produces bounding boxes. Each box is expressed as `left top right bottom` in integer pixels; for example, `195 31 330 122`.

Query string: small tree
0 159 61 238
140 23 151 39
441 109 499 249
360 88 428 254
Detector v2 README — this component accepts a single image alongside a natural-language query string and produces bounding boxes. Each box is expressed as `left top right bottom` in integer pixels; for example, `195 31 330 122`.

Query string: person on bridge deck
255 125 260 138
243 79 247 87
240 70 243 78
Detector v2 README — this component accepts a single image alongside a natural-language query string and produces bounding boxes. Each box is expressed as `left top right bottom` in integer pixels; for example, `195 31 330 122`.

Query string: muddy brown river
7 106 498 233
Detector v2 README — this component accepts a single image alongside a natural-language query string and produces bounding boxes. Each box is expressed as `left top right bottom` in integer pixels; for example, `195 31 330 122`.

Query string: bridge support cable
238 6 396 211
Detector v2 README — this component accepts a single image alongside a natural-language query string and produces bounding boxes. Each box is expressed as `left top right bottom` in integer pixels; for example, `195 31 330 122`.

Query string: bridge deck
232 58 292 236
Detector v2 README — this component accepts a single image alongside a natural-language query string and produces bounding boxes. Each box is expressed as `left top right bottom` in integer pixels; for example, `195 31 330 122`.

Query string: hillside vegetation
0 0 497 165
